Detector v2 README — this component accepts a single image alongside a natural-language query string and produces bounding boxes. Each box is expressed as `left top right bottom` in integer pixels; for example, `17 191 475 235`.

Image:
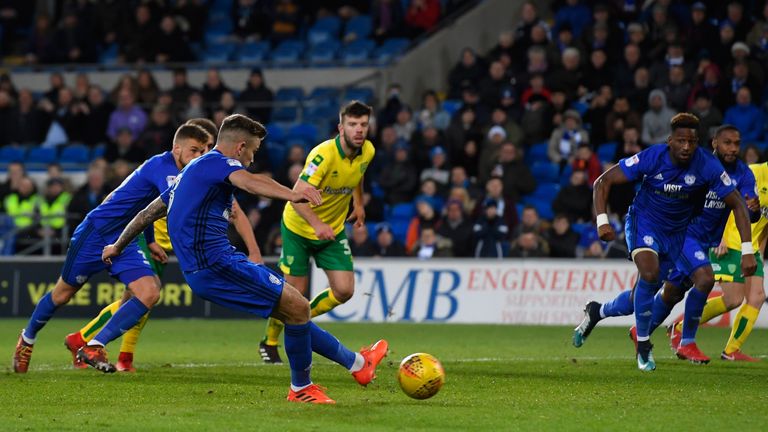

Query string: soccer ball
397 353 445 399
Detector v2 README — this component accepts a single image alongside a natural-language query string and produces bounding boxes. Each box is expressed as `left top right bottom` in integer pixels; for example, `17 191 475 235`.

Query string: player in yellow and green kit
259 101 375 363
63 119 263 372
669 161 768 361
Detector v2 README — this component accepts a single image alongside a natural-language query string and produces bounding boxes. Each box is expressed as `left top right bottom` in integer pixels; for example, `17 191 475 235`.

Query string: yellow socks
310 288 341 318
676 295 728 333
724 304 760 355
262 288 342 346
80 300 121 342
119 312 150 354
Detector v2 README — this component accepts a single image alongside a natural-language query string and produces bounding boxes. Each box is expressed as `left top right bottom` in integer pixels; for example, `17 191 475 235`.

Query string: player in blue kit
573 114 756 372
573 125 760 365
102 114 388 404
13 124 211 373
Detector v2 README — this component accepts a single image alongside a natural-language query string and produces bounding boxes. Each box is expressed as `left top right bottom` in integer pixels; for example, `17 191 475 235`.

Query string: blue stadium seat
373 38 410 64
560 164 573 187
528 198 554 221
266 142 287 168
60 144 90 164
25 147 57 164
343 87 374 104
0 146 26 163
307 17 341 46
441 99 463 116
91 144 105 160
305 87 340 107
341 39 375 65
530 162 560 183
525 141 549 164
751 141 768 152
275 87 305 102
271 40 304 65
202 42 237 63
271 106 298 123
304 105 338 124
529 183 561 203
344 15 372 40
390 220 410 243
235 41 270 63
286 123 318 143
307 40 339 65
210 0 234 13
597 141 618 163
99 43 119 65
390 202 416 220
0 214 15 255
265 123 286 143
516 203 524 223
571 222 590 235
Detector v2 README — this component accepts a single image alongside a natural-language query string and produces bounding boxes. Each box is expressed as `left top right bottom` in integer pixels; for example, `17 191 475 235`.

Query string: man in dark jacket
374 223 406 257
437 199 473 257
473 199 509 258
378 142 418 205
552 169 592 222
238 68 273 123
546 214 580 258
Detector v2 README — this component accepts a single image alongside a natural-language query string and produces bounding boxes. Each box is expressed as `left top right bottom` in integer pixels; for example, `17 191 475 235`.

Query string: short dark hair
186 118 218 141
174 124 211 145
339 100 373 122
670 113 700 131
714 124 740 138
219 114 267 141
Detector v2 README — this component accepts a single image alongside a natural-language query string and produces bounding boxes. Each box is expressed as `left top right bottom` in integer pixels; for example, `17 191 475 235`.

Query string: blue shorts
183 252 284 318
666 235 712 288
624 211 685 262
61 219 155 287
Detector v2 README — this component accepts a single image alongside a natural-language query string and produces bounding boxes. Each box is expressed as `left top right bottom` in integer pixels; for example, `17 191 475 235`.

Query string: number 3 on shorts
340 238 351 255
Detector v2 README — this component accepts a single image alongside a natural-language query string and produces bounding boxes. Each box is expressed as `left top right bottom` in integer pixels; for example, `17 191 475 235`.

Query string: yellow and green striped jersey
723 162 768 250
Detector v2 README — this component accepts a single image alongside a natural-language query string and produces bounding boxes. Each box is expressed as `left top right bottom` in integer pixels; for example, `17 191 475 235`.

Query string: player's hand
313 222 336 241
148 242 168 264
346 205 366 228
746 196 760 213
248 251 264 264
713 241 728 258
102 244 121 265
292 181 322 205
597 224 615 242
741 253 758 277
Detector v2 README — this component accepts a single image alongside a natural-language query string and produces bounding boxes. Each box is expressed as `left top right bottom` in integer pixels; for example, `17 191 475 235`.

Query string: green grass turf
1 319 768 431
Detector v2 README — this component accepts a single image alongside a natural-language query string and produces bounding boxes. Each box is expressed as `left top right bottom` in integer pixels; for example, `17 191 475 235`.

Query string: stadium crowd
3 0 768 260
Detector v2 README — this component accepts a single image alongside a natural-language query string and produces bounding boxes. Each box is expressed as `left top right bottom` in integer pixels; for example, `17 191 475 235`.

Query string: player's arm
102 197 167 264
231 198 262 263
291 181 336 240
346 177 365 228
593 164 631 241
723 190 757 277
228 170 321 205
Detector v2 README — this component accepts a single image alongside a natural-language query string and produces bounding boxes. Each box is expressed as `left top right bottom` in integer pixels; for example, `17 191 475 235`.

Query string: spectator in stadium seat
724 87 765 143
42 72 65 106
419 147 450 193
73 74 90 103
584 49 613 92
265 227 283 256
393 105 417 142
581 3 622 60
724 58 762 109
38 178 72 254
11 89 48 145
626 22 651 60
415 178 445 213
447 48 485 99
690 92 723 143
686 2 718 59
473 177 516 232
372 0 405 43
136 70 160 107
649 44 692 89
276 144 306 187
361 190 385 222
572 142 601 186
39 87 87 145
478 61 509 109
54 8 97 63
553 169 592 223
604 95 641 143
0 162 26 210
663 66 692 112
457 84 490 125
520 93 553 146
109 74 139 106
687 63 723 112
712 21 736 67
82 85 114 147
513 1 547 56
554 0 591 39
417 90 450 131
437 199 473 257
201 69 231 108
172 0 207 42
404 0 440 36
120 4 157 63
137 105 176 156
104 128 147 164
490 107 523 145
25 13 55 64
726 1 752 41
445 106 481 162
378 142 417 205
67 162 108 229
155 14 194 63
627 66 651 113
378 83 404 127
183 92 207 122
232 0 271 41
218 91 248 116
238 68 273 124
107 89 148 142
519 63 551 107
548 109 588 169
491 142 536 204
374 223 406 257
406 198 440 254
487 30 515 64
743 144 762 165
4 177 39 251
449 166 482 201
548 47 583 102
349 224 376 257
413 226 453 259
545 214 579 258
169 68 199 117
91 0 131 47
641 89 675 145
615 43 645 91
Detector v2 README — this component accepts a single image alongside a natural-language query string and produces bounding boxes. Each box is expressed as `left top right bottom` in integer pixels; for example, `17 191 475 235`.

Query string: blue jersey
685 158 757 247
87 152 178 238
619 144 736 235
161 150 245 272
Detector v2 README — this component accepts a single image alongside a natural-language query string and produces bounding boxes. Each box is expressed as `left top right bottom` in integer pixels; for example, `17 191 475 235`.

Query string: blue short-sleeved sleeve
618 148 654 182
739 168 758 199
217 156 245 183
707 163 737 201
160 185 172 206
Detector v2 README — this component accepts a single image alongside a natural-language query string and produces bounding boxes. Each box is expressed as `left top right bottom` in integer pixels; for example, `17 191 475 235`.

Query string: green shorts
278 220 353 276
710 249 764 283
137 233 167 279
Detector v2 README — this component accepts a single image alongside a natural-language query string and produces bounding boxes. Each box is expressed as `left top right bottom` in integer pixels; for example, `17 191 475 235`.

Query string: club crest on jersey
269 274 281 285
625 154 639 167
643 235 654 246
694 251 706 261
166 175 176 187
75 275 88 284
684 174 696 185
728 264 737 274
227 159 242 167
720 171 732 186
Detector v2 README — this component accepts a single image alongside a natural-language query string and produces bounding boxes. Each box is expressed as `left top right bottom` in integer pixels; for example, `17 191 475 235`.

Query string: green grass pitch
1 319 768 431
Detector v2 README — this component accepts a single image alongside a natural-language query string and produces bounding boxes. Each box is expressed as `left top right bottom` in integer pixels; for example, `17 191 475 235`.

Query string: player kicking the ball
103 114 387 404
573 114 756 371
259 101 375 363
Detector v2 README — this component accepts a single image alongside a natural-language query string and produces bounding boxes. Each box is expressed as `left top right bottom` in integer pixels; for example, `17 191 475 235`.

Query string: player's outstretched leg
634 275 662 372
116 311 150 372
307 321 388 386
721 304 761 362
573 289 633 347
674 287 711 364
65 300 122 369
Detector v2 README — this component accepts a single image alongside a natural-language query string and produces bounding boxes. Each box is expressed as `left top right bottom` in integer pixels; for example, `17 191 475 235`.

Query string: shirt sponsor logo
227 159 242 167
625 154 639 167
720 171 732 186
323 186 353 195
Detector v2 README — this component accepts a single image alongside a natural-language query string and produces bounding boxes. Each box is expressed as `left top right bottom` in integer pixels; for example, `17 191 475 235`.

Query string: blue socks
23 292 59 342
89 297 149 346
681 287 708 346
600 290 634 318
634 278 661 340
649 291 672 335
284 322 312 388
309 322 356 369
